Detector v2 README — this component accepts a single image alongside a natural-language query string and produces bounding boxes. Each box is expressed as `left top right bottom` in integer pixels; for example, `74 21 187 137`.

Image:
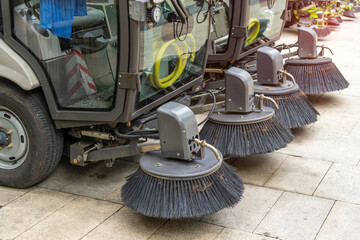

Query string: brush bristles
263 90 319 129
200 117 294 157
121 162 244 219
313 27 331 38
285 61 349 94
336 16 343 23
327 17 340 26
344 10 356 18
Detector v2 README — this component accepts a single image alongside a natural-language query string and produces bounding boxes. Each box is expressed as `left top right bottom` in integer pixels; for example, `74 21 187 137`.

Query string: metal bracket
231 26 248 38
129 0 148 22
281 9 292 22
118 72 142 91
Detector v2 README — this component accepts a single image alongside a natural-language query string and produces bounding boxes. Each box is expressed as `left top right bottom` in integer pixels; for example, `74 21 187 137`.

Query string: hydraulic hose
150 34 196 89
246 18 260 45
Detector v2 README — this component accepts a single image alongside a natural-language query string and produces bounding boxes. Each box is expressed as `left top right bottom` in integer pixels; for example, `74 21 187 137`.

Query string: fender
0 38 40 90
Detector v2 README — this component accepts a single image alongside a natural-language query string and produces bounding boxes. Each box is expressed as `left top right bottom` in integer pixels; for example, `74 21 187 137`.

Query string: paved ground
1 15 360 240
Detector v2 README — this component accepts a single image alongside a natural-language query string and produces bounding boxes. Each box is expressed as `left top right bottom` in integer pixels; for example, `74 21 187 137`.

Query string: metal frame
207 0 289 63
1 0 209 128
207 0 248 62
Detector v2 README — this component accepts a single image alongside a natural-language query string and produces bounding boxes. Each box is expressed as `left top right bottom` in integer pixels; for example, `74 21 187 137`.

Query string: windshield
210 0 287 53
136 0 210 110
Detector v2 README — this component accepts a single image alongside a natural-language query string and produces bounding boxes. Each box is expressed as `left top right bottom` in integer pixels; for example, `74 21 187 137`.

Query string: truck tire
0 81 63 188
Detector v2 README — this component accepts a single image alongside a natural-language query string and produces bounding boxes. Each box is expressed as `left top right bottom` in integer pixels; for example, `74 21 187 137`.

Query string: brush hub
140 147 223 180
286 57 332 66
208 107 275 125
254 80 299 95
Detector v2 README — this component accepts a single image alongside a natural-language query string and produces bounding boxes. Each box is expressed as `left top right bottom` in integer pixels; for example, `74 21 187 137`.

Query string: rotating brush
343 0 356 17
121 102 244 219
312 11 331 38
285 27 349 94
200 68 294 158
254 46 319 129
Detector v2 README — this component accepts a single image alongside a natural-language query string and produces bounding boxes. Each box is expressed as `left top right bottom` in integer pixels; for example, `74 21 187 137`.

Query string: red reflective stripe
87 82 97 91
67 65 78 81
65 49 86 64
69 81 82 98
78 64 91 77
67 63 92 80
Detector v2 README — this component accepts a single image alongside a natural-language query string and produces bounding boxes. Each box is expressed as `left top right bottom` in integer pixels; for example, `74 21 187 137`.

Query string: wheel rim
0 106 29 170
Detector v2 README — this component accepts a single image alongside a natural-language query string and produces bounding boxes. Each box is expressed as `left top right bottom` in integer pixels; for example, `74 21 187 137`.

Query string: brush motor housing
157 102 200 161
298 27 318 59
257 47 284 85
225 67 254 113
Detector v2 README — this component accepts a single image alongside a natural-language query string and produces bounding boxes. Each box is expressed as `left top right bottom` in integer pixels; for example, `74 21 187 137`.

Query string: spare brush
121 102 244 219
284 27 349 94
200 67 294 158
254 46 319 129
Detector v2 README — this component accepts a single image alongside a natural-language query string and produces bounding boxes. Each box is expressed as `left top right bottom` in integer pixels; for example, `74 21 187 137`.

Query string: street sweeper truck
0 0 247 219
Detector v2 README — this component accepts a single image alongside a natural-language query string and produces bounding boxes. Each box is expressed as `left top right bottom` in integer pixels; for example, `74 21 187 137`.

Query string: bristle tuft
121 162 244 219
200 117 294 157
285 61 349 94
263 90 319 129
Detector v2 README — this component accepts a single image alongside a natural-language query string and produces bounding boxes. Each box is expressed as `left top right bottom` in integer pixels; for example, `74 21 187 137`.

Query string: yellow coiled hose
246 18 260 45
150 34 196 89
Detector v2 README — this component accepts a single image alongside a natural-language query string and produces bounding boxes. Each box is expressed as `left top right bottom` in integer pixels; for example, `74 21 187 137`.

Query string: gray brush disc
208 107 275 125
286 57 332 65
254 80 299 95
140 148 223 180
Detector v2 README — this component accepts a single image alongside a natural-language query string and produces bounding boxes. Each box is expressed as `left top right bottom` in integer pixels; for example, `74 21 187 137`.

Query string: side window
12 0 119 109
0 3 3 34
246 0 287 46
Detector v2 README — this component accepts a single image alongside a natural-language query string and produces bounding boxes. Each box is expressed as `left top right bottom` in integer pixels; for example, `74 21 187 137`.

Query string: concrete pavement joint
80 205 125 240
312 162 334 196
252 191 284 235
313 200 336 240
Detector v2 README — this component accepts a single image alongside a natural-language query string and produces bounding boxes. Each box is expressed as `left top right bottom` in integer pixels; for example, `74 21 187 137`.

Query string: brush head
254 80 319 128
200 107 294 157
336 16 343 23
343 9 356 18
284 57 349 94
327 17 341 26
121 147 244 219
313 27 331 38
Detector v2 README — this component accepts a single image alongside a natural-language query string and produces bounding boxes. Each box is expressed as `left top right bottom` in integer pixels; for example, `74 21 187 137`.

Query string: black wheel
0 81 63 188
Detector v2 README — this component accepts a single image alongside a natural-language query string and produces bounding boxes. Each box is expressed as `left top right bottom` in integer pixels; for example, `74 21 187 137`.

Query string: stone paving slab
314 164 360 204
38 159 100 191
278 129 360 165
215 228 277 240
265 156 332 195
15 196 121 240
201 185 282 232
254 192 334 240
0 186 30 207
316 201 360 240
349 121 360 140
309 111 359 136
82 207 166 240
149 220 223 240
231 153 288 186
61 160 138 204
0 188 75 240
310 94 355 115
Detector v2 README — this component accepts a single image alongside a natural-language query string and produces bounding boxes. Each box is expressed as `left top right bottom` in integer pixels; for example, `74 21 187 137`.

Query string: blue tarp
40 0 87 39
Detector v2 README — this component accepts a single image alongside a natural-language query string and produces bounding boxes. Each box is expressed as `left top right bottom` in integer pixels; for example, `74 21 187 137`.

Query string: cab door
1 0 129 127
